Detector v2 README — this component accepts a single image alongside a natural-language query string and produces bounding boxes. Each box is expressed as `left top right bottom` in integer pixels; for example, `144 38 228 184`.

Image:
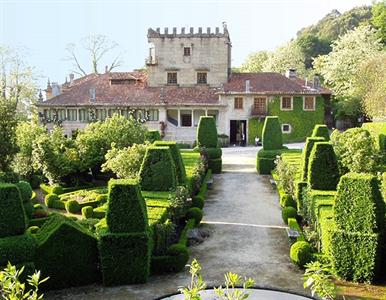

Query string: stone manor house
37 24 332 145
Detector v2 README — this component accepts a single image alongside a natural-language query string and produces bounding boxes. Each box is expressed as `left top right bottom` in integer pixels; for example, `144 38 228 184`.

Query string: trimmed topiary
300 137 325 182
96 194 108 204
0 183 27 238
139 146 177 191
290 241 313 267
23 201 34 219
307 142 339 190
145 130 161 143
280 194 297 208
0 233 36 266
99 231 151 285
44 193 59 207
154 141 186 184
16 181 33 202
34 214 100 289
208 158 222 174
65 200 81 214
262 116 283 150
282 206 298 225
192 194 204 209
167 244 190 270
197 116 218 148
82 206 94 219
204 147 222 159
311 124 330 141
106 179 148 233
186 207 203 226
150 243 190 274
51 185 63 195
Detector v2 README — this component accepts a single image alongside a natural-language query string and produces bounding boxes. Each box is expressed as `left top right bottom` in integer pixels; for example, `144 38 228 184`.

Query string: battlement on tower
147 24 229 39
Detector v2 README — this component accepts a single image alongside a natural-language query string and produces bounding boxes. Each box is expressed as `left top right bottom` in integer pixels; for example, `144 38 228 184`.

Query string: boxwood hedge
0 234 36 266
0 183 27 238
311 124 330 141
262 116 283 150
300 137 325 182
197 116 218 148
139 146 177 191
208 158 222 174
16 181 33 202
307 142 339 190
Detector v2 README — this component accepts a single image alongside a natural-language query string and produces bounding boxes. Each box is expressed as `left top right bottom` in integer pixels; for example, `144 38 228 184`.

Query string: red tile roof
39 72 221 107
223 72 331 95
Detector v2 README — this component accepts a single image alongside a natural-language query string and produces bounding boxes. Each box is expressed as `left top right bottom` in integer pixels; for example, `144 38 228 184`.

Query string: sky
0 0 372 90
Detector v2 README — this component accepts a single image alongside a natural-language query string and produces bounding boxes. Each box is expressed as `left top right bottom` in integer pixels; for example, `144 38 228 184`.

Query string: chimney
164 27 168 34
181 27 185 34
89 87 96 102
173 27 177 35
105 65 109 73
198 27 202 34
245 80 250 93
313 75 320 89
45 79 52 99
215 27 220 34
190 27 194 34
285 68 297 80
69 73 74 84
51 82 61 97
207 27 211 34
156 27 160 33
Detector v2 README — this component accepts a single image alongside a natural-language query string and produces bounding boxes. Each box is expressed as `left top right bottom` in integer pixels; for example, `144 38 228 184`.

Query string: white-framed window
57 109 66 121
282 124 292 133
303 96 316 111
148 109 159 121
96 109 107 121
67 109 77 121
280 96 293 111
79 109 88 122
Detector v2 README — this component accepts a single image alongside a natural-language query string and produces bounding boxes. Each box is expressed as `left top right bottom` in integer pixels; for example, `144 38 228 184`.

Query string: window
194 110 205 126
108 109 118 117
281 96 293 110
120 109 129 118
184 47 191 56
147 109 159 121
197 72 207 84
57 109 66 121
303 96 315 111
96 109 107 121
180 110 192 127
136 109 145 120
67 109 77 121
207 110 219 126
282 124 291 133
167 72 177 84
79 109 88 122
253 97 267 115
234 97 243 109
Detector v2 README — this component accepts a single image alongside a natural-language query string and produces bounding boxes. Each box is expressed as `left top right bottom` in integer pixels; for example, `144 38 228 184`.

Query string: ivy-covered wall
248 96 325 144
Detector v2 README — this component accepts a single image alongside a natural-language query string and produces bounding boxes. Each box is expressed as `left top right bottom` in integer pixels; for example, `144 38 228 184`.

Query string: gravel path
46 146 308 300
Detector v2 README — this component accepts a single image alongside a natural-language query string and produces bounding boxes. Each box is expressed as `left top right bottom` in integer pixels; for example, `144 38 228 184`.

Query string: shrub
16 181 32 202
290 241 313 267
300 137 325 182
154 141 186 184
275 157 297 195
23 201 34 219
280 194 297 208
294 181 307 211
0 234 36 266
197 116 218 148
186 207 203 226
96 194 108 203
139 146 177 191
331 230 378 282
106 179 148 233
311 124 330 141
99 231 151 285
81 206 94 219
26 226 39 235
169 186 189 222
203 147 222 159
0 183 27 238
331 128 381 174
145 130 161 143
192 195 204 209
256 149 281 175
34 214 100 289
307 142 339 190
150 243 190 274
152 220 175 255
282 206 297 225
334 173 384 233
65 200 81 214
262 116 283 150
208 158 222 174
44 193 59 207
51 185 63 195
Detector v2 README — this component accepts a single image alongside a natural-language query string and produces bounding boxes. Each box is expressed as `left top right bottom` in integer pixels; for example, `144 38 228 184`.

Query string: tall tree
65 34 123 76
239 51 270 72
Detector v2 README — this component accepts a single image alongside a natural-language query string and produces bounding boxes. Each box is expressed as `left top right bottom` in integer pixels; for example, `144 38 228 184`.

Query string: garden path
46 146 306 300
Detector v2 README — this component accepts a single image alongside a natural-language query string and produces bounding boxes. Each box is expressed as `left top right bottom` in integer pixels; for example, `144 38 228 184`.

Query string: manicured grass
142 191 172 199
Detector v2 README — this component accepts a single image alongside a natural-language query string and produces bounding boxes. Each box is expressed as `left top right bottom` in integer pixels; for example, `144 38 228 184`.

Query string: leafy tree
65 34 123 76
101 143 148 179
371 1 386 44
239 51 270 72
0 98 18 172
296 33 331 69
13 121 46 179
32 126 80 185
76 114 147 172
356 53 386 119
262 41 307 76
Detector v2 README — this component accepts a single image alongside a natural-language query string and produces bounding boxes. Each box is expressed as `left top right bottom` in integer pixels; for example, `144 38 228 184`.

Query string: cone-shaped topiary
311 124 330 141
197 116 218 148
106 179 149 233
307 142 339 190
262 116 283 150
139 146 177 191
300 137 325 181
154 141 186 184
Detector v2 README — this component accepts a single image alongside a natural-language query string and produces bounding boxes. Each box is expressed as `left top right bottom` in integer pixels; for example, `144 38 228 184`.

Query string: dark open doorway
230 120 247 146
